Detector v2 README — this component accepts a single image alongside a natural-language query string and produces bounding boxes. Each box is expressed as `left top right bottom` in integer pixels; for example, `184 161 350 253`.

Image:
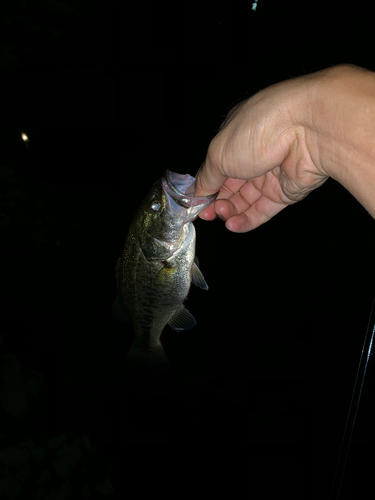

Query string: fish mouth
162 170 218 221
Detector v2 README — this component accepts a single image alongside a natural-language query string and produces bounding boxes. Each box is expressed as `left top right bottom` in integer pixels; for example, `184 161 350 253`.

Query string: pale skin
194 64 375 232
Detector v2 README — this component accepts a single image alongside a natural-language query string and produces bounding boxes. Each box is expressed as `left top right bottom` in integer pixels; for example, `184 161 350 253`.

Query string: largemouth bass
112 170 218 372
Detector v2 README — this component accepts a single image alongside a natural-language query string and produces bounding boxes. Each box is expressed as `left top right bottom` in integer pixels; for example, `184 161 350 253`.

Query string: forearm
307 64 375 217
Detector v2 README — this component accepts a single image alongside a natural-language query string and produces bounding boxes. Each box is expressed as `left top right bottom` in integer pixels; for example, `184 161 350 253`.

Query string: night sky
1 1 374 498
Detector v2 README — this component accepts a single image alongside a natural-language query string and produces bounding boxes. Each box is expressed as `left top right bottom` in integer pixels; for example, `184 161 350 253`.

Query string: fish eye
150 201 160 211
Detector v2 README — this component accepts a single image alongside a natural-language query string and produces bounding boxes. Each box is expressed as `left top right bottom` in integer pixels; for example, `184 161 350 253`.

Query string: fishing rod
329 296 375 499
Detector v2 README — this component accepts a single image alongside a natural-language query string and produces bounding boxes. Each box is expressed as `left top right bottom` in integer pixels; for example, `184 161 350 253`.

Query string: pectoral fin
191 256 208 290
168 305 196 331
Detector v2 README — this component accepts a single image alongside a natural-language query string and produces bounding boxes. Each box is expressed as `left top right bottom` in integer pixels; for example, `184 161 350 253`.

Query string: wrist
304 64 375 216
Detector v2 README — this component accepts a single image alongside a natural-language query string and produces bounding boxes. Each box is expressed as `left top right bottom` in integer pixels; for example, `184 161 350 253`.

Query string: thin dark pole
330 296 375 500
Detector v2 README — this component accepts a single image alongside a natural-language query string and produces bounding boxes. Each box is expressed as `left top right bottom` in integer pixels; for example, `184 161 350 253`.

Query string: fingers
209 180 261 224
225 196 288 233
198 178 289 231
215 195 248 220
198 179 248 220
199 204 217 220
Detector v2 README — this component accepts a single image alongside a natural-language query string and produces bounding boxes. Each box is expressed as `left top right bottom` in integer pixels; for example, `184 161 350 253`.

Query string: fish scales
121 227 195 347
112 170 218 371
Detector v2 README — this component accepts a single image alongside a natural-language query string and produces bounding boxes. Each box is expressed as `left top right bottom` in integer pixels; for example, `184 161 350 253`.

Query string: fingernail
217 214 226 221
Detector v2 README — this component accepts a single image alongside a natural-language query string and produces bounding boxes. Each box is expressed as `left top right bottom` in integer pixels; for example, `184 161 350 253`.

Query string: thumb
194 157 228 198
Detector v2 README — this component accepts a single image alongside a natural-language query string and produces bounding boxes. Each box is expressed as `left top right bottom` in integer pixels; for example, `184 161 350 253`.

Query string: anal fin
168 304 196 331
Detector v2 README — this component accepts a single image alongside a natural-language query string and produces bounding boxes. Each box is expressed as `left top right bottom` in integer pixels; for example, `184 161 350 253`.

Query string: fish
112 170 218 372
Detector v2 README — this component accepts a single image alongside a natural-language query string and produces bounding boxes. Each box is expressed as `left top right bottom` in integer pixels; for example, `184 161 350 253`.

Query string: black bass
112 170 218 371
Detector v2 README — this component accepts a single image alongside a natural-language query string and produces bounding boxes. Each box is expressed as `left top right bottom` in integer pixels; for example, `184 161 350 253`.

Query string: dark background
0 0 374 498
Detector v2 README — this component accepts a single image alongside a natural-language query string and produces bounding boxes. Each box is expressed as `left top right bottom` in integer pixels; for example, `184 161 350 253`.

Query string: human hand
194 71 330 232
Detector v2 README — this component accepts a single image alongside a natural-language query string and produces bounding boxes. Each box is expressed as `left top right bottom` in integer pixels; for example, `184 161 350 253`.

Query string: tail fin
125 344 170 373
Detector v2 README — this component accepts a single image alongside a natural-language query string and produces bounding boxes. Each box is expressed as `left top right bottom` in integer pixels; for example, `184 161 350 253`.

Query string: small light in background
21 131 30 149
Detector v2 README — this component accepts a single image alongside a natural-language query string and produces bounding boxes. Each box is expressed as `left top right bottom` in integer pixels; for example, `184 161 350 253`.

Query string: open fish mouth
162 170 218 221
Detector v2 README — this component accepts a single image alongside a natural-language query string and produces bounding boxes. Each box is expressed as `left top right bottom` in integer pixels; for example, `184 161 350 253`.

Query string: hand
194 71 330 232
